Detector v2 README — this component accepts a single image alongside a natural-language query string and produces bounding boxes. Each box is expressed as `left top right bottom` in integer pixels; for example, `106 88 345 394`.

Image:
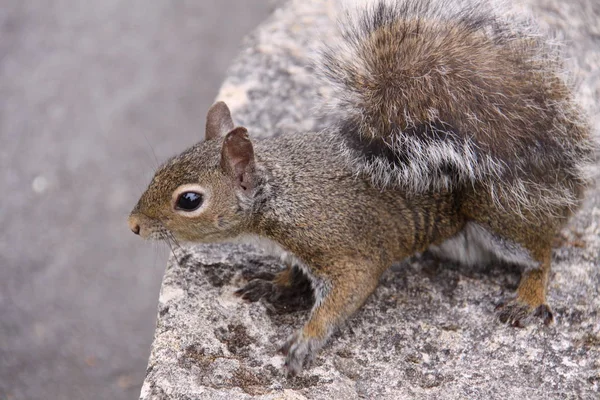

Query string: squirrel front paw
496 300 554 327
280 331 324 376
235 278 276 302
235 267 314 312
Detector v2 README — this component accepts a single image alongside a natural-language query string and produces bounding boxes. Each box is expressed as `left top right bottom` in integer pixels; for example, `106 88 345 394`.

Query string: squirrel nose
128 216 141 235
131 223 140 235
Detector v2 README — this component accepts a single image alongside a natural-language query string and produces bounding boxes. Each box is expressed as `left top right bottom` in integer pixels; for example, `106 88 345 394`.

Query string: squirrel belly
128 0 594 376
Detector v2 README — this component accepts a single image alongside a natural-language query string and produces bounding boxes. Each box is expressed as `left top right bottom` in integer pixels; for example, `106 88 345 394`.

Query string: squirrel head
128 102 263 243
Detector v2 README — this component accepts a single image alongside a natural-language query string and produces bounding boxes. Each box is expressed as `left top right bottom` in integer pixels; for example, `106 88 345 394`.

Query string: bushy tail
321 0 592 215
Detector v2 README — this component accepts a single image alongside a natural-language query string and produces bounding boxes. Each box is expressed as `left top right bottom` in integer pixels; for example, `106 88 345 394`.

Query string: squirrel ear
205 101 234 140
220 127 255 191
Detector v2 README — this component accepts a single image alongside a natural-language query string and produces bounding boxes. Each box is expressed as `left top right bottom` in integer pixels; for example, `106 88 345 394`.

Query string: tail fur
321 0 593 216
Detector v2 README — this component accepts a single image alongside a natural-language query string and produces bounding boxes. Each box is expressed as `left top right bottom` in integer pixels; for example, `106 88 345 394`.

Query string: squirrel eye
175 191 203 211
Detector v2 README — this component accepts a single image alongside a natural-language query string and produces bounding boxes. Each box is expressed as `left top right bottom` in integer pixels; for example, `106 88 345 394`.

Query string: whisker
168 232 184 252
141 131 161 169
164 232 183 268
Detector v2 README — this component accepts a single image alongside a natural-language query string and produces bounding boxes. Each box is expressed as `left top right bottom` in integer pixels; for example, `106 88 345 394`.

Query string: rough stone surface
141 0 600 399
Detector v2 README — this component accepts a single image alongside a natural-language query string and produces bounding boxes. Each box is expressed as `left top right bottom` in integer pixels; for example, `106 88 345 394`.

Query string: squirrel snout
128 216 141 235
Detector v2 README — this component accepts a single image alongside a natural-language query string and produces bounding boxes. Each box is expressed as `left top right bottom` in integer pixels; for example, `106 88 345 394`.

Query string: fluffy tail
321 0 592 214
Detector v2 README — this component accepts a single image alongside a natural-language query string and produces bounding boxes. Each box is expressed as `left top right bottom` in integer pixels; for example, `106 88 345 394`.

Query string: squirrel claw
281 331 321 377
234 279 274 302
496 300 530 328
533 304 554 326
235 270 314 312
496 300 554 327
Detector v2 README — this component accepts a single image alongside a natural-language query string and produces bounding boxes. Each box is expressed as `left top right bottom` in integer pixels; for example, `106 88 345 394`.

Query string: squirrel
128 0 593 375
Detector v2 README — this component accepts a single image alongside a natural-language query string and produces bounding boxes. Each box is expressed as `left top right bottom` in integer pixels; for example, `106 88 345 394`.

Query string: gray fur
320 0 593 218
430 222 539 269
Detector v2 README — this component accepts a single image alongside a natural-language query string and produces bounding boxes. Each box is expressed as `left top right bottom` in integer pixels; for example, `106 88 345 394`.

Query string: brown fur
322 1 592 214
128 122 562 375
128 0 593 376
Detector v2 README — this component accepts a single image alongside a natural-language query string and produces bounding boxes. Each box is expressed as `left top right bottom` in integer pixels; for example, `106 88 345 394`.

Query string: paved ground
0 1 273 399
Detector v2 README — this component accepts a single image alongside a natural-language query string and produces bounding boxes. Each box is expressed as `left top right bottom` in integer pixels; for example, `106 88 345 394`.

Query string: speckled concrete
141 0 600 399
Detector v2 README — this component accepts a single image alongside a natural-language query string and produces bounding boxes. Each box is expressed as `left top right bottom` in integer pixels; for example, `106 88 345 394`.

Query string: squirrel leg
459 197 558 327
497 247 553 327
281 261 382 376
235 264 313 311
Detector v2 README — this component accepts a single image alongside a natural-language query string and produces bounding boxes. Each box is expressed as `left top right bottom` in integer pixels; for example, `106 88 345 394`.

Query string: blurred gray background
0 1 274 399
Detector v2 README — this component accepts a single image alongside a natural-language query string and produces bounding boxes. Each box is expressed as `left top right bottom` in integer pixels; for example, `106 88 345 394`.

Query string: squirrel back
321 0 593 216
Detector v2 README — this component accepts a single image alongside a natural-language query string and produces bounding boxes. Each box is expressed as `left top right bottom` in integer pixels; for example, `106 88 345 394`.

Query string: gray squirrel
128 0 593 375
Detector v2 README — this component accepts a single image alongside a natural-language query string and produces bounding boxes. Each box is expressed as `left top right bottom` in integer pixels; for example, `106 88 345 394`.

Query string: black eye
175 192 203 211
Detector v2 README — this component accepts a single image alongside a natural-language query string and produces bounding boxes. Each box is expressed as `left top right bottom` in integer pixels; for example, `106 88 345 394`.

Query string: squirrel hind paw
495 300 554 327
533 304 554 326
